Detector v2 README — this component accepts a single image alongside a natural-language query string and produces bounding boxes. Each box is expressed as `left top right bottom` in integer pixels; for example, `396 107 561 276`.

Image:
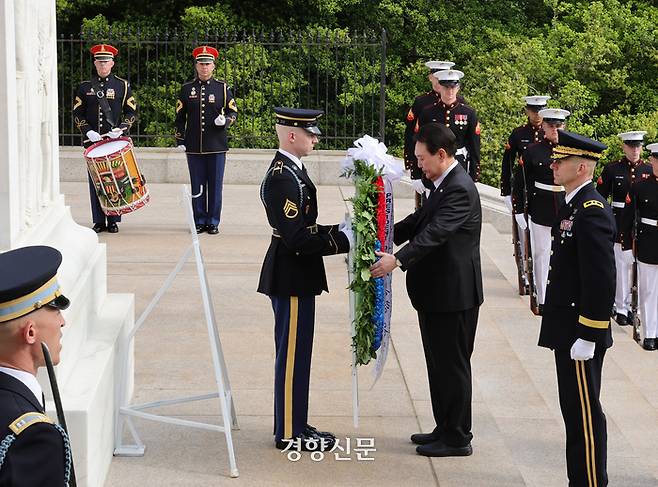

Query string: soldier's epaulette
272 160 284 174
213 78 226 84
181 79 196 87
114 75 128 83
583 200 604 209
8 412 54 436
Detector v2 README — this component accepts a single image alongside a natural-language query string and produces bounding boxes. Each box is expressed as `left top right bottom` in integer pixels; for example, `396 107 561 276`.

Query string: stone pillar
0 2 134 486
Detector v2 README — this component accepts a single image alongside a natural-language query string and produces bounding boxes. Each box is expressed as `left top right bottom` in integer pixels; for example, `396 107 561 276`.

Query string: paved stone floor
62 182 658 487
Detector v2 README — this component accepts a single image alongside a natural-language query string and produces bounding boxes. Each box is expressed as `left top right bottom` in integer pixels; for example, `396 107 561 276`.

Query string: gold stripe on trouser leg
284 296 299 439
575 360 594 487
579 360 598 486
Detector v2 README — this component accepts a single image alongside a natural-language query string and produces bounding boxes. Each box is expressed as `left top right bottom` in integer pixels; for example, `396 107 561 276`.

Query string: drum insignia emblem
106 88 115 100
208 94 215 104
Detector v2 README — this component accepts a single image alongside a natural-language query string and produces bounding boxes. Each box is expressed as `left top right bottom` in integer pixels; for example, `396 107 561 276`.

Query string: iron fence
58 28 387 149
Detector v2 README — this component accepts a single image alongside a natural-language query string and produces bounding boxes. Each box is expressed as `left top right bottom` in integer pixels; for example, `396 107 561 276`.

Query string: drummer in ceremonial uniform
625 142 658 350
258 108 353 452
512 108 570 312
403 61 454 202
417 69 481 182
597 131 652 327
175 45 238 235
0 246 73 486
541 130 614 487
72 44 137 234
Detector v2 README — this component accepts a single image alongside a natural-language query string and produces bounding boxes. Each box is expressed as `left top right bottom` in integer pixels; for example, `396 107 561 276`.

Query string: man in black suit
258 107 353 452
0 246 73 485
542 130 614 486
371 122 483 457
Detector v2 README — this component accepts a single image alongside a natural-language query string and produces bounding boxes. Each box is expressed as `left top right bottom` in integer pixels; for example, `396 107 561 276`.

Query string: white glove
339 220 354 249
176 145 186 152
108 128 123 139
570 338 596 361
214 114 226 126
411 178 426 195
514 213 527 231
86 130 102 142
621 249 634 266
504 195 513 213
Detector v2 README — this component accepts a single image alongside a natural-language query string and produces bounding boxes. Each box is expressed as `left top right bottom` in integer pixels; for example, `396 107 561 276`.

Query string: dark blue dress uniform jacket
0 372 67 486
417 100 481 181
72 73 137 147
596 158 652 249
174 78 238 154
500 122 543 196
539 184 616 350
512 139 565 226
626 175 658 265
403 90 440 179
257 152 349 296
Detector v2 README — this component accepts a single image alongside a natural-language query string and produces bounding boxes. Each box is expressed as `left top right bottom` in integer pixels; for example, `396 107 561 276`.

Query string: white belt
641 217 658 227
534 181 564 192
611 201 625 208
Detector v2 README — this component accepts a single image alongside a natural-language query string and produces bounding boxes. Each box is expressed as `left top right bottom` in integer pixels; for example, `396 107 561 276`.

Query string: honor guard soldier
175 45 238 235
625 143 658 350
502 95 549 295
404 61 454 202
258 108 353 452
541 130 614 487
512 108 570 311
597 131 652 327
72 44 137 234
417 70 481 182
0 246 73 486
501 95 549 210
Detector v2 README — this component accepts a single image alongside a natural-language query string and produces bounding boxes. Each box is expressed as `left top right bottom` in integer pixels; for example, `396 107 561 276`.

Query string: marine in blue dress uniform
257 108 352 451
72 44 137 234
417 70 481 182
175 45 238 235
596 131 652 326
541 131 615 487
0 246 73 486
512 108 570 310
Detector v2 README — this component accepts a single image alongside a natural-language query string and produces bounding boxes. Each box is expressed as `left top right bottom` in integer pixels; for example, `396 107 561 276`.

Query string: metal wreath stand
113 185 239 478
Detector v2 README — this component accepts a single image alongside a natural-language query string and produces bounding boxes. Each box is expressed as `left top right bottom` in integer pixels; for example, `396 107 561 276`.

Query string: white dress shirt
565 180 593 204
277 148 303 171
432 160 460 189
0 365 43 407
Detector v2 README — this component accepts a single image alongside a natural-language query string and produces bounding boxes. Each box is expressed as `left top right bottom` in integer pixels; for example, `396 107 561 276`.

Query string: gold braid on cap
552 145 603 160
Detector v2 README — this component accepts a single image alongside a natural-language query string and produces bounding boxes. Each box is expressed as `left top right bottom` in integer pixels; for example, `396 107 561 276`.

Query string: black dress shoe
207 225 219 234
275 430 337 452
642 338 656 351
92 223 106 233
615 313 629 326
410 430 441 445
107 223 119 233
196 225 207 234
305 424 335 440
416 439 473 457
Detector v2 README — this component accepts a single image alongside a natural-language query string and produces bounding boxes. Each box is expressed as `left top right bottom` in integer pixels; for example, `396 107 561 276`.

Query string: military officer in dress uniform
625 143 658 350
512 108 570 312
596 131 652 327
541 130 614 487
403 61 455 203
72 44 137 234
258 108 353 452
175 45 238 235
0 246 73 486
417 70 481 182
501 95 549 295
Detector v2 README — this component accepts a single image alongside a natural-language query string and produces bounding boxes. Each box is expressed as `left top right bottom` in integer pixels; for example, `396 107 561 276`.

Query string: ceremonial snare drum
83 137 150 216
